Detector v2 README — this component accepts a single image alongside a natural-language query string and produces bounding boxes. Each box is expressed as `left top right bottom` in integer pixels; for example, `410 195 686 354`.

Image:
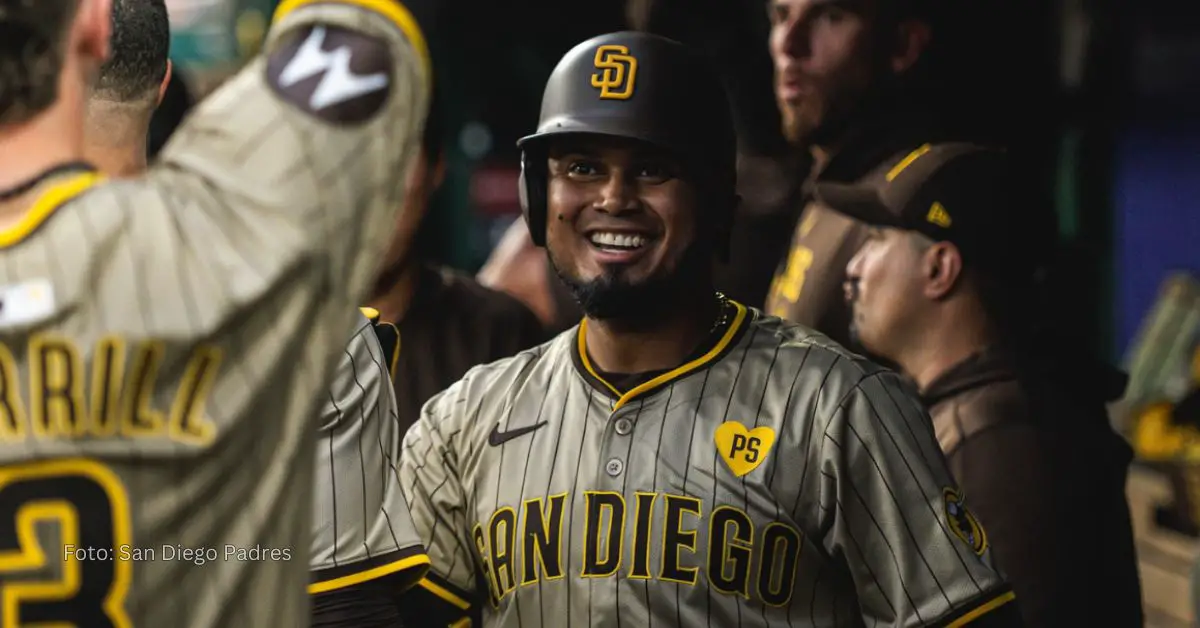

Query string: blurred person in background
626 0 806 312
369 83 545 432
825 144 1142 628
763 0 948 348
477 214 579 333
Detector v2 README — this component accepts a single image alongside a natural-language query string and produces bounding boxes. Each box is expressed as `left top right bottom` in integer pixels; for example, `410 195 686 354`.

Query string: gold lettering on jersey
520 493 566 585
581 491 624 577
472 523 502 608
30 335 86 438
477 491 804 607
90 337 126 437
759 523 802 606
167 346 221 445
0 344 26 439
714 422 776 477
628 492 657 579
708 506 754 597
0 337 222 447
660 494 702 584
487 507 519 599
771 245 814 307
121 341 166 437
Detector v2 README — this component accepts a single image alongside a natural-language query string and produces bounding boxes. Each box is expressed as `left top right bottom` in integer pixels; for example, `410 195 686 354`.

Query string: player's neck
583 289 720 375
0 69 88 189
83 111 153 179
901 309 997 392
85 144 148 179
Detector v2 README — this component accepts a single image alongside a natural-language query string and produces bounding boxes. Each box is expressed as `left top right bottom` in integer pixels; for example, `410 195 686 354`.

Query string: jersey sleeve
148 0 430 357
815 371 1019 627
398 385 479 618
310 314 429 595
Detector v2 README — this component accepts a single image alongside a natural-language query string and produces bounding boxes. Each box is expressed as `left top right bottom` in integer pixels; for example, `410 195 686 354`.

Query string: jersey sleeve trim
308 545 430 594
416 572 472 610
271 0 430 75
0 173 102 249
379 320 401 379
932 588 1017 628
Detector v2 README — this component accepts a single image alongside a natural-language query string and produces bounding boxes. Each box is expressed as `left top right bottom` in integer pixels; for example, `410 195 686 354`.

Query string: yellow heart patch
714 422 776 477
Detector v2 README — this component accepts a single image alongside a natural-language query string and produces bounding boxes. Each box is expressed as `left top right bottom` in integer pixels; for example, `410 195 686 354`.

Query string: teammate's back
0 0 432 625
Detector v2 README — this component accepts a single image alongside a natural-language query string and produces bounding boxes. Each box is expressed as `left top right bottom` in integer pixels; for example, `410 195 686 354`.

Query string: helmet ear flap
519 149 548 247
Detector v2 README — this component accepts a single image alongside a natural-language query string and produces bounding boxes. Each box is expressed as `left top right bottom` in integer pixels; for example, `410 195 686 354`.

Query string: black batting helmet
517 31 738 256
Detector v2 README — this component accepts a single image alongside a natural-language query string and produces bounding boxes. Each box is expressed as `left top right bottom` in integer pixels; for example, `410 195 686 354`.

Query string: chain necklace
709 292 732 335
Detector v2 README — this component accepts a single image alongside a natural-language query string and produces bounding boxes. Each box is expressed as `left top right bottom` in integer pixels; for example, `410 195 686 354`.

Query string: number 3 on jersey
0 459 132 627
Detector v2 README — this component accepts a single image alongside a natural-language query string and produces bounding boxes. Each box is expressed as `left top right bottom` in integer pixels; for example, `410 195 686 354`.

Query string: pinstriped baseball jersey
309 312 428 594
401 302 1017 627
0 2 428 627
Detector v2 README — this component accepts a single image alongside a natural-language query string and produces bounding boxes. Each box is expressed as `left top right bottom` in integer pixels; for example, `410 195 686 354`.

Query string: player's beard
550 239 712 328
777 63 889 148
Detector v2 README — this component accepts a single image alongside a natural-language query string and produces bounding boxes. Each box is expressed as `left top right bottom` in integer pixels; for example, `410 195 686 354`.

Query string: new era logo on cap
926 201 952 228
815 142 1057 278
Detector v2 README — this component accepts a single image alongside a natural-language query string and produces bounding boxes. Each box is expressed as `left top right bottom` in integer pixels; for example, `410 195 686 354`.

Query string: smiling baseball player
398 31 1022 628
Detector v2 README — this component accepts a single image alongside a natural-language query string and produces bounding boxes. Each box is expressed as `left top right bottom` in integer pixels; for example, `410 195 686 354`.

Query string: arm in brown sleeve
947 425 1072 628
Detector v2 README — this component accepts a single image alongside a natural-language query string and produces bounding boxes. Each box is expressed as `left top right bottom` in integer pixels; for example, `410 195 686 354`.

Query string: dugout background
163 0 1200 364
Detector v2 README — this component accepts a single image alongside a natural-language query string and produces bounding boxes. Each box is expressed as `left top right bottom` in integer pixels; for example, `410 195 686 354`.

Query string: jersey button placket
599 406 635 482
605 458 624 477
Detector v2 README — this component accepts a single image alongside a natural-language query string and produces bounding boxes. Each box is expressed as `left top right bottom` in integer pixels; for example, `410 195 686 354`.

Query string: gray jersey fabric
309 312 427 594
401 303 1016 627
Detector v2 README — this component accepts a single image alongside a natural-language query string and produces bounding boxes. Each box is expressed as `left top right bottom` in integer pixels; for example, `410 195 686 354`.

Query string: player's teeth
590 232 647 248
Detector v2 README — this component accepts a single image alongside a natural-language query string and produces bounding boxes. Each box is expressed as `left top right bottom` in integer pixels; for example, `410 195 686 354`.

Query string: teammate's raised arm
397 383 481 626
309 312 429 627
0 0 438 625
816 370 1024 627
153 0 433 314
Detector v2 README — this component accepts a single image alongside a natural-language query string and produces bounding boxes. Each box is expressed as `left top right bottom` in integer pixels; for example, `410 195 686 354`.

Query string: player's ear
157 61 174 108
922 241 962 300
890 18 932 74
78 0 114 64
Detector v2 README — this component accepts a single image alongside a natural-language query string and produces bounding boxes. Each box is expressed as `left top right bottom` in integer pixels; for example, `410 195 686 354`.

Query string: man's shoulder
429 330 571 411
743 307 888 392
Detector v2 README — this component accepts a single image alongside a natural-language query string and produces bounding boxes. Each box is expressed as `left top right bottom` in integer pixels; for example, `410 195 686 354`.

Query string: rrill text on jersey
0 333 222 445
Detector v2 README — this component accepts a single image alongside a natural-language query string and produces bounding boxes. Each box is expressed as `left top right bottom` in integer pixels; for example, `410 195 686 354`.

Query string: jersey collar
571 300 751 411
0 172 104 249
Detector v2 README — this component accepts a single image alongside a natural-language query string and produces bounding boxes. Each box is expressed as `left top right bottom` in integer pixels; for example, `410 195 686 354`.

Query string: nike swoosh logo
278 26 389 111
488 421 548 447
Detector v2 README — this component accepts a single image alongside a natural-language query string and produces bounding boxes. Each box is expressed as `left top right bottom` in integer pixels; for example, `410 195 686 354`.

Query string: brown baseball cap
815 143 1051 278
